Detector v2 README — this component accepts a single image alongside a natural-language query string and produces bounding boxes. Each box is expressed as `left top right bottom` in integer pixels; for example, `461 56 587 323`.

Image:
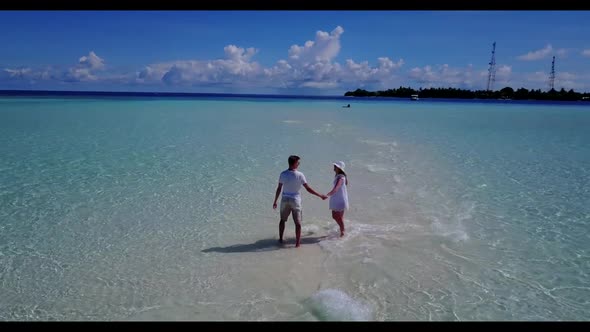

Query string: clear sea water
0 96 589 321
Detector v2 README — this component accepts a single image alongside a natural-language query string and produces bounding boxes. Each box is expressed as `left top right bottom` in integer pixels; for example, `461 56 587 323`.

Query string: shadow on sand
202 236 327 253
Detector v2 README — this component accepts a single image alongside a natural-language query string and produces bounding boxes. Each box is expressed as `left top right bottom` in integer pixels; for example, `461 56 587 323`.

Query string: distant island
344 87 590 102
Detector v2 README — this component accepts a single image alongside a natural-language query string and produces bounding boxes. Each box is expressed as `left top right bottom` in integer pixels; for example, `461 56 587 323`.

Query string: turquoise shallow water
0 96 589 320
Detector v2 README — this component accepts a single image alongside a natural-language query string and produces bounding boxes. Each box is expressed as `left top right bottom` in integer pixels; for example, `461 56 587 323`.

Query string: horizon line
0 89 348 98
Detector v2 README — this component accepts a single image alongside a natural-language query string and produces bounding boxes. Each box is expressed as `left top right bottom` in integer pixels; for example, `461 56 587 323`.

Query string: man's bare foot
340 232 345 237
295 243 300 248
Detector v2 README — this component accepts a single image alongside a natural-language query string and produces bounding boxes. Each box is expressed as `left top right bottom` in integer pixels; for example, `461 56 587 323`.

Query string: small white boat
410 94 419 101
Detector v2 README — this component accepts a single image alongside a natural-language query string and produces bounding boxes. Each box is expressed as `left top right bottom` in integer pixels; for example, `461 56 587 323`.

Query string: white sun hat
332 161 345 170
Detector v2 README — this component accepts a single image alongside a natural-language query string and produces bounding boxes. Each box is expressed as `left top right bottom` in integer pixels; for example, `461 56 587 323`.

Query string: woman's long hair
335 167 349 186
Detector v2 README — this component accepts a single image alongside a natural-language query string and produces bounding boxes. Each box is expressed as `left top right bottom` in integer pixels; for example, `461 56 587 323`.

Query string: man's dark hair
288 155 300 166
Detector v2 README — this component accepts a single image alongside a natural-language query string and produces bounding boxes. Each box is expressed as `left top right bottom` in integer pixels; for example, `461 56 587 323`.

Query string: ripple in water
307 289 372 321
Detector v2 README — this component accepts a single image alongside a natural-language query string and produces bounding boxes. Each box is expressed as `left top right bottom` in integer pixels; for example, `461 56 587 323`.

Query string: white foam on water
358 139 398 147
307 289 373 321
302 224 320 235
361 257 375 264
313 123 334 134
429 201 474 243
365 164 392 173
282 120 302 124
317 220 416 256
431 219 469 243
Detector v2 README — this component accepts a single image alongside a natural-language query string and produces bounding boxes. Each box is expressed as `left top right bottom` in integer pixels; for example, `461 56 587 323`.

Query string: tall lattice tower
486 42 496 91
549 56 556 91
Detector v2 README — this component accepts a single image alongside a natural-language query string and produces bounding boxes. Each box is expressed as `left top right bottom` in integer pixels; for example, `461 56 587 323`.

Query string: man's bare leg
294 209 302 247
279 220 286 243
294 221 301 247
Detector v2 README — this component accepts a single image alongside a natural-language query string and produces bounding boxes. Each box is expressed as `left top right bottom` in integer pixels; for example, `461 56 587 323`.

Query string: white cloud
524 71 549 83
134 45 264 86
29 28 590 93
63 68 97 82
59 51 107 82
78 51 105 70
495 65 512 84
409 64 485 88
554 72 581 90
406 64 512 90
523 70 576 82
224 45 258 62
288 26 344 63
0 28 406 91
343 57 404 83
136 26 404 91
3 68 32 79
270 27 403 90
519 70 585 90
263 26 349 88
404 65 588 92
1 67 52 81
300 81 340 89
136 63 173 83
1 51 113 85
517 44 567 61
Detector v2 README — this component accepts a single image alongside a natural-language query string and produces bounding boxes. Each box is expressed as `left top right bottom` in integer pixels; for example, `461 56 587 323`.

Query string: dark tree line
344 86 590 101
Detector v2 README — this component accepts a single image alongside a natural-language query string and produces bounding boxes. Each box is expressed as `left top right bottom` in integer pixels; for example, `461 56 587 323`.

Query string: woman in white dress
326 161 349 237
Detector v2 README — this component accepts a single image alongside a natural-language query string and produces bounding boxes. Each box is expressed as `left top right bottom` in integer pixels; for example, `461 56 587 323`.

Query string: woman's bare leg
332 210 345 237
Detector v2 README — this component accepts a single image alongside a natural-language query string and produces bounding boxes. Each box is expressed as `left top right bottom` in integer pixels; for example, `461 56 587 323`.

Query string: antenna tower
549 56 556 90
486 42 496 91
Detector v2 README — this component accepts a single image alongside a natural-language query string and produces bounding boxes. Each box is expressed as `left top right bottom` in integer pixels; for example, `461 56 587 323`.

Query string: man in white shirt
273 155 326 248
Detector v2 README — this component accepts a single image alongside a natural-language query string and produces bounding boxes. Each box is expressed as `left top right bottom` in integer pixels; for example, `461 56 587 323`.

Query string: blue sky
1 11 589 95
